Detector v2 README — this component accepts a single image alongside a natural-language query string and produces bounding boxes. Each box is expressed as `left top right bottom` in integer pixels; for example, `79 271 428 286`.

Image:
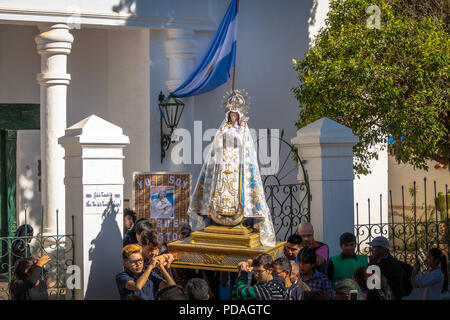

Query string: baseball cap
367 236 389 249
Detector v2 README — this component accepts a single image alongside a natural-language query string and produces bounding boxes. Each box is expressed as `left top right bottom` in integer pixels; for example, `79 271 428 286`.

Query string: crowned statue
188 90 276 247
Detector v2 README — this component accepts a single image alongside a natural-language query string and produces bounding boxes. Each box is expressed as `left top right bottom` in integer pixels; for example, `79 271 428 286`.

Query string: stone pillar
291 117 359 256
35 24 73 235
163 28 197 170
59 115 129 300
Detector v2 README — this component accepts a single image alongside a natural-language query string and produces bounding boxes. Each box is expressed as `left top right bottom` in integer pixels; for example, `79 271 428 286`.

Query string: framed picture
150 186 174 219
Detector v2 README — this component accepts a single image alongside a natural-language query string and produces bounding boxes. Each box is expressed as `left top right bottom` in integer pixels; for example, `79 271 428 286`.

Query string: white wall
68 27 150 203
353 145 389 249
0 24 40 103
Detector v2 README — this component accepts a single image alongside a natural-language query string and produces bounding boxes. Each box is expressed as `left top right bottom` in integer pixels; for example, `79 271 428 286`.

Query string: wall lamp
158 91 185 163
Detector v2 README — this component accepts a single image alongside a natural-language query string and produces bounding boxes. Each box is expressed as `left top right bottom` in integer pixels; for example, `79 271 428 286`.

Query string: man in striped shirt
231 253 287 300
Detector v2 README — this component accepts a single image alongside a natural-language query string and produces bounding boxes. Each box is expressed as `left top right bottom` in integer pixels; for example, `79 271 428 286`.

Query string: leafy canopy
292 0 449 175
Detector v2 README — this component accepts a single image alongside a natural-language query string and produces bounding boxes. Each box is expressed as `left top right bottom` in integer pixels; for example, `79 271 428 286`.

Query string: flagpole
232 0 239 91
232 66 236 91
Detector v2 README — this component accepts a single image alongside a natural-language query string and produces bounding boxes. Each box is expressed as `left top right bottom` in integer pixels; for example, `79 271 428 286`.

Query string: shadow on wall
85 198 123 300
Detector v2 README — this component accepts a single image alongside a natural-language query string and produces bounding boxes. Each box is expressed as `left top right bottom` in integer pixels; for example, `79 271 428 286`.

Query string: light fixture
158 91 185 163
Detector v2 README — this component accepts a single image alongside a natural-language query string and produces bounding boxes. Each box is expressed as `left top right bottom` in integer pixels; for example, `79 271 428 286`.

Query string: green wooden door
0 104 39 251
0 130 17 238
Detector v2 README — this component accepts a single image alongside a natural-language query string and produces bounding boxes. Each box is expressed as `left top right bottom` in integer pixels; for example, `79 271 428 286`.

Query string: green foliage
292 0 449 175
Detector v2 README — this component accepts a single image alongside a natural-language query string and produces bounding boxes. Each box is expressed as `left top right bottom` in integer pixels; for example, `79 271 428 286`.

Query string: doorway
0 104 39 240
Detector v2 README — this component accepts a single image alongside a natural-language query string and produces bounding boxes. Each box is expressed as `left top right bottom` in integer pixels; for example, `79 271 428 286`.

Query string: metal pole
413 181 418 259
40 206 44 257
72 214 75 300
424 178 428 249
24 205 28 259
40 206 44 281
402 185 406 260
56 209 60 299
231 0 239 91
7 238 12 300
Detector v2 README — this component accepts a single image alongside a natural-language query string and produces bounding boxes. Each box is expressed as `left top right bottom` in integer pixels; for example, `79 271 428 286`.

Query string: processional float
167 90 284 272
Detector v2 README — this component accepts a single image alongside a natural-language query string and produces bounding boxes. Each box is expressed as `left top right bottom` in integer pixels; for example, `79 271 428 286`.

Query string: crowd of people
6 208 449 301
114 210 448 301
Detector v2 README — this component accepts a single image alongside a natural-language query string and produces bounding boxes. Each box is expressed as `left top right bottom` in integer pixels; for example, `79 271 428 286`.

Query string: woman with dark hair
123 218 153 247
412 247 448 300
11 224 34 265
9 255 51 300
135 219 154 244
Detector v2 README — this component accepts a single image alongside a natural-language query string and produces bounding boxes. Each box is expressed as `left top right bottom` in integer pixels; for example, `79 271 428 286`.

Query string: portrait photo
150 186 175 219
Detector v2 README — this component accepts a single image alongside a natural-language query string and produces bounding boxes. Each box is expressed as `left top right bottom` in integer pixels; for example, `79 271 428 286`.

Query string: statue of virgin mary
188 90 276 247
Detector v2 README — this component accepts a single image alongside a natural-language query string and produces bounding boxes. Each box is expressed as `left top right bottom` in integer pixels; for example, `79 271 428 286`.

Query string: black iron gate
355 178 449 272
258 129 311 241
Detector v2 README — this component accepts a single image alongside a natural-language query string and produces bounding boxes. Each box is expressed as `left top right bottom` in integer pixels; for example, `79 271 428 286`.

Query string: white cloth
411 269 444 300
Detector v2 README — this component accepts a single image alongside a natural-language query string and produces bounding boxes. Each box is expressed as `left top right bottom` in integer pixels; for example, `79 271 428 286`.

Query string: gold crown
222 89 250 116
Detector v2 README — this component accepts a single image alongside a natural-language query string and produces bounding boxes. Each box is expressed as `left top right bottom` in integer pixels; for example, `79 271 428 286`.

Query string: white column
35 24 73 235
164 28 197 92
59 115 129 300
291 117 359 256
163 28 197 170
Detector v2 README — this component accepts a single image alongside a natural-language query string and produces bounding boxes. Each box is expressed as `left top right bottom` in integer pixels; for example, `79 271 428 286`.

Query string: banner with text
133 172 191 243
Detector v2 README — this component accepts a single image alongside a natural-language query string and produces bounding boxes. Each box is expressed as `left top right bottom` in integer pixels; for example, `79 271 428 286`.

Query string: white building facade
1 0 328 237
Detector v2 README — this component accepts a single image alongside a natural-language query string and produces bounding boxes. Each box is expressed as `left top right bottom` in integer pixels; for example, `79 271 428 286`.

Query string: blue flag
172 0 238 98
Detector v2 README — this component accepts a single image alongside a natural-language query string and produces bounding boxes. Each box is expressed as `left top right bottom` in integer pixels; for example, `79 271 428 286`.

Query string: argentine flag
172 0 238 98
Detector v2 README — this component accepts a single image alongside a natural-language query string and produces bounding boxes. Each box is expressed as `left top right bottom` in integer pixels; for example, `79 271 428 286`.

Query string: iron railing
259 131 311 241
355 178 449 274
0 206 75 300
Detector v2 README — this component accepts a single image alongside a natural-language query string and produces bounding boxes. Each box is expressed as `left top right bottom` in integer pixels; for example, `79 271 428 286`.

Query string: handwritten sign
84 185 123 215
133 172 191 243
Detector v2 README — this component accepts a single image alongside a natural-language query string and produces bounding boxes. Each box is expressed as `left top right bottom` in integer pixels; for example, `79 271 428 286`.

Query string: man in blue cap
368 236 406 300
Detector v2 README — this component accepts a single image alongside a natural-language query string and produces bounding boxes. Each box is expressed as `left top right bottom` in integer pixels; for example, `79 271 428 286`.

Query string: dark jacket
11 224 34 265
11 266 48 300
369 253 405 300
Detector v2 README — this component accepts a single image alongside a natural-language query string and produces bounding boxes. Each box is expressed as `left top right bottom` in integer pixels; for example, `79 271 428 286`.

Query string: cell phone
349 290 358 300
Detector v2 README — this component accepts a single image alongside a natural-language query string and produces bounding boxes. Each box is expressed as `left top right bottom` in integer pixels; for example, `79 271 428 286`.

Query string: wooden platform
168 235 284 272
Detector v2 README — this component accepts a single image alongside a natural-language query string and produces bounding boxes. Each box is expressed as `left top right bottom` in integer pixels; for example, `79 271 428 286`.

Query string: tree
292 0 449 175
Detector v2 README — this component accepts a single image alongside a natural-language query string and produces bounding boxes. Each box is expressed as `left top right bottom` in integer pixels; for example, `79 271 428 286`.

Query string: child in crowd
298 247 333 299
122 209 137 246
116 244 175 300
412 247 448 300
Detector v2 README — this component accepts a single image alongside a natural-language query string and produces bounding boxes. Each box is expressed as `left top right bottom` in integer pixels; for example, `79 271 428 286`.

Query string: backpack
397 260 413 297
